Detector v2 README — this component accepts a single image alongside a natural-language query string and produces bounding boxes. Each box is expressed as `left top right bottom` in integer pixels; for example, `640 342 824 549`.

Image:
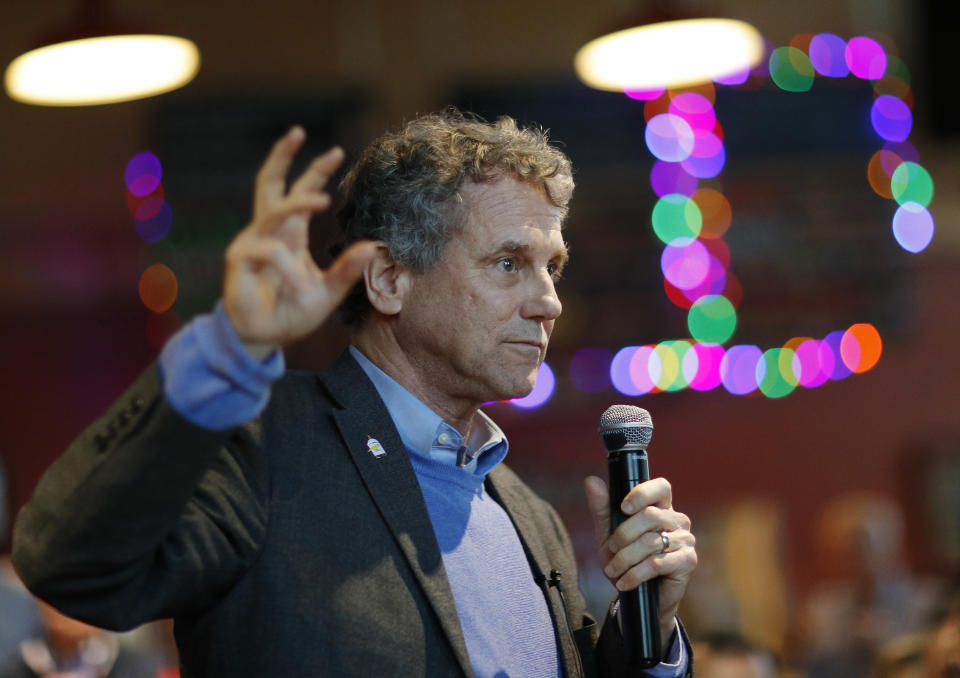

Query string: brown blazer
13 352 689 677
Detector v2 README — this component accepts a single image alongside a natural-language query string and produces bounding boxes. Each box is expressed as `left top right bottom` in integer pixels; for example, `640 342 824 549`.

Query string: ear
363 243 411 317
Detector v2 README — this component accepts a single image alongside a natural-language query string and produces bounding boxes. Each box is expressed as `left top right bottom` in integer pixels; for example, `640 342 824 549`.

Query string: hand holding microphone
583 405 698 667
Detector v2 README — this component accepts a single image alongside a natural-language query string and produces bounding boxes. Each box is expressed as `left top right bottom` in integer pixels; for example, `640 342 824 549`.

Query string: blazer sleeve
12 364 269 631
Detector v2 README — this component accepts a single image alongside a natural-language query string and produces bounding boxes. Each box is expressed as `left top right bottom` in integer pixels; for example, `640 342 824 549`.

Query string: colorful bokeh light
629 345 661 395
890 161 934 207
892 202 934 253
685 342 725 391
569 348 613 393
668 92 716 134
688 294 737 344
756 348 797 398
845 36 887 79
840 323 882 374
125 151 163 197
645 113 695 162
135 199 173 242
808 33 850 77
139 263 178 313
652 194 702 243
721 345 761 395
871 95 912 141
651 161 698 197
769 46 814 92
661 238 711 290
509 361 555 408
611 346 645 396
794 339 833 388
680 133 726 178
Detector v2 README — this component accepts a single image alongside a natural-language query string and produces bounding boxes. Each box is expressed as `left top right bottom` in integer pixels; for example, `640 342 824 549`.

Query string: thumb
323 240 379 301
584 475 611 547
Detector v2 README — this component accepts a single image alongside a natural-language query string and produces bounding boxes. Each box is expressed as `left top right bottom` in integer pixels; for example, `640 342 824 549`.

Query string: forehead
456 176 565 245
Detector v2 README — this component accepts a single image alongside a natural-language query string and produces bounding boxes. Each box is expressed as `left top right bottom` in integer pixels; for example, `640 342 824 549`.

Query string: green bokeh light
770 47 815 92
687 295 737 344
756 348 797 398
652 194 702 244
891 161 934 206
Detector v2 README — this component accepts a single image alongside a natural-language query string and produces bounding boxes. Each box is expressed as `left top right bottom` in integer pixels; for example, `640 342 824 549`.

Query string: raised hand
223 126 378 356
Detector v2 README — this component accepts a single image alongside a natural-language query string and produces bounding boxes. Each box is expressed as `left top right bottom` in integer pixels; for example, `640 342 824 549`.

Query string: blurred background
1 0 958 676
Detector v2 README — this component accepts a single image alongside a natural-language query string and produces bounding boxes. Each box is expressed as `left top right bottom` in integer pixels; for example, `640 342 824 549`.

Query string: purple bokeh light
569 348 613 393
809 33 850 77
134 200 173 243
822 331 853 380
680 133 726 178
892 201 935 253
661 238 711 290
125 152 163 197
650 161 698 197
645 114 695 162
871 95 913 142
720 344 762 395
509 361 555 408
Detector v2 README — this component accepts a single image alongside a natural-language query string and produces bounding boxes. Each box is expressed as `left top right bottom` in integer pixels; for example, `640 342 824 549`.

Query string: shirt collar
349 346 508 476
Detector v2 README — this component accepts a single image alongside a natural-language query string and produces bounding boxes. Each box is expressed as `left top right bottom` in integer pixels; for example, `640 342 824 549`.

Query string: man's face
395 176 567 412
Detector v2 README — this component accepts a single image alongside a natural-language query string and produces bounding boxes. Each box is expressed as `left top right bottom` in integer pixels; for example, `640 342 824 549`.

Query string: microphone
598 404 660 668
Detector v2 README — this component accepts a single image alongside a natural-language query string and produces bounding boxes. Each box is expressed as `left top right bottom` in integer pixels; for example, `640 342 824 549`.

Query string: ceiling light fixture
575 17 764 92
4 0 200 107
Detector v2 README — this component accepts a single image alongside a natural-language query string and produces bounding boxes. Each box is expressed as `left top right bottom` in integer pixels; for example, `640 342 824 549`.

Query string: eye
497 257 517 273
547 261 563 282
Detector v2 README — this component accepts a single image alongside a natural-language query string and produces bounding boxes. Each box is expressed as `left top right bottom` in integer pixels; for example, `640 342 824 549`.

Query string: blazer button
129 396 144 414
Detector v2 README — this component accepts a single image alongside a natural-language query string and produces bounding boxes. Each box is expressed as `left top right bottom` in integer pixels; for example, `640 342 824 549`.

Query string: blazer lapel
319 352 474 677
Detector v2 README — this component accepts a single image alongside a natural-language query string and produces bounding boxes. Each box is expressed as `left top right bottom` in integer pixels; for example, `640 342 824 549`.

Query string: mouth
505 340 545 355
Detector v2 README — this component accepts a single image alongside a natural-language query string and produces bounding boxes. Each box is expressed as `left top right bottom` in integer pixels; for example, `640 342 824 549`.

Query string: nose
521 268 562 322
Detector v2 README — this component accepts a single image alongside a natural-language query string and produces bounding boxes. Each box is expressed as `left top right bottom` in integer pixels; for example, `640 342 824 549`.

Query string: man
13 110 697 676
692 634 776 678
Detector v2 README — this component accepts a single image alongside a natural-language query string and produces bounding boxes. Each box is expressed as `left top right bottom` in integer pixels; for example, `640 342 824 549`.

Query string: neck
353 323 479 435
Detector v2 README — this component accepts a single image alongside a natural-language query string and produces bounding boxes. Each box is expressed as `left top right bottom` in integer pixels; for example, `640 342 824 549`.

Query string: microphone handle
609 448 660 668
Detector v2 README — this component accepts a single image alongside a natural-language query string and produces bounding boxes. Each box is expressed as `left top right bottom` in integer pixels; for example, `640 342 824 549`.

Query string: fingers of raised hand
255 126 307 207
253 128 344 234
288 146 344 199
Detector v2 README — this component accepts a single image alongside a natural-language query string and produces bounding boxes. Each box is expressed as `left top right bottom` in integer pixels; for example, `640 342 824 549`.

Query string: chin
503 377 538 401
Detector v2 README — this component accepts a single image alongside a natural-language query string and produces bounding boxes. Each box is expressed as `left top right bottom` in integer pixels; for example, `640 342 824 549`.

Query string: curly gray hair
335 108 574 326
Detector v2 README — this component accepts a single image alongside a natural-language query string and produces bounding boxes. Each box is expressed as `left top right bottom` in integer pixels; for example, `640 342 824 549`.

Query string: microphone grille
598 405 653 449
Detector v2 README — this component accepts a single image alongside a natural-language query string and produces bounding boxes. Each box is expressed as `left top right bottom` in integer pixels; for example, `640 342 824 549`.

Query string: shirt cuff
643 619 687 678
158 301 284 430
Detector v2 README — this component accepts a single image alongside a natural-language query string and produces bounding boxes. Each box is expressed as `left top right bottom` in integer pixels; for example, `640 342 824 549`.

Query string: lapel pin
366 436 387 459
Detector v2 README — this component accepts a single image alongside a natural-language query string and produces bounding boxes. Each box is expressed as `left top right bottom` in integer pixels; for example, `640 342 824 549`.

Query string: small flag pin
367 436 386 458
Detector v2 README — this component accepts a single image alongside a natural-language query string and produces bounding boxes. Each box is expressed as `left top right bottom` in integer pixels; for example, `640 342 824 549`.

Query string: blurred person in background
801 491 943 678
692 633 777 678
0 454 41 666
0 601 164 678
